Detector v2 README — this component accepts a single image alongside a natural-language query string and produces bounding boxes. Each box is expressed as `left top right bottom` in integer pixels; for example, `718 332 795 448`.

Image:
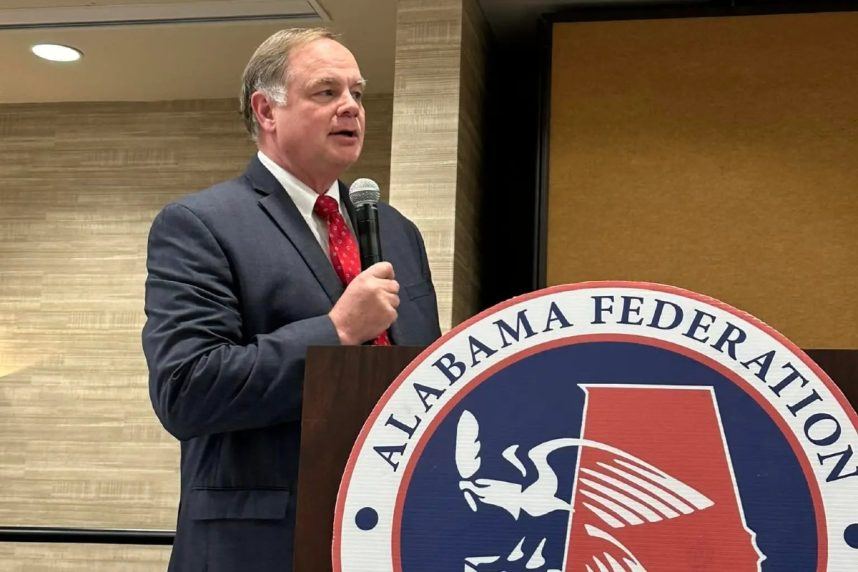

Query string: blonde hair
239 27 338 139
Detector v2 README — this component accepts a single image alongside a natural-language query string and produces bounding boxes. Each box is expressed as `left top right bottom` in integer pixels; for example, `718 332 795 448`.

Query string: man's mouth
330 129 359 139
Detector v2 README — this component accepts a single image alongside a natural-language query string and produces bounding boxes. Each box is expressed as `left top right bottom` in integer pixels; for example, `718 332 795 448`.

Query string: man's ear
250 91 277 134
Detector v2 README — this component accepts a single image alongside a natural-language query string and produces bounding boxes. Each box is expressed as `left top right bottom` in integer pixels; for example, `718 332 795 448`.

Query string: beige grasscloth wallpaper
0 95 391 552
389 0 488 330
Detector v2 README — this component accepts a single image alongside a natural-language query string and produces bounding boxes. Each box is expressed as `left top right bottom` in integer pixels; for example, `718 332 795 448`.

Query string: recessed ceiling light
31 44 83 62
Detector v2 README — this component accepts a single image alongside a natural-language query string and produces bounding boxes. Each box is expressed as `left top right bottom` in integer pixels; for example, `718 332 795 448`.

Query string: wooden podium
290 346 855 572
293 345 424 572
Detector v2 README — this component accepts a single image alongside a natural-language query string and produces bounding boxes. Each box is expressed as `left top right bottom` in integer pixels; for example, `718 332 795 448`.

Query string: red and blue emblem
334 283 858 571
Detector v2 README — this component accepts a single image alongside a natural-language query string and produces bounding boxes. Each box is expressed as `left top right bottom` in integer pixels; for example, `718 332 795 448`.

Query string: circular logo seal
333 283 858 571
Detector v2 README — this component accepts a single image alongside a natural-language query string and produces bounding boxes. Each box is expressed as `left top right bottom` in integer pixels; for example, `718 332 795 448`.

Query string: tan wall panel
0 542 171 571
0 94 392 529
452 0 490 326
346 93 394 198
389 0 488 330
390 0 464 331
0 98 251 530
547 13 858 348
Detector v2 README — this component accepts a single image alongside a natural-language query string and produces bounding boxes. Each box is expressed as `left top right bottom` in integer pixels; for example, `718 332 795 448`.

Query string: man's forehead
291 39 361 76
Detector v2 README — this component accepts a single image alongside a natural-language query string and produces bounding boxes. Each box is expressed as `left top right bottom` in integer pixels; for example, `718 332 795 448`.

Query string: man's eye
351 91 363 102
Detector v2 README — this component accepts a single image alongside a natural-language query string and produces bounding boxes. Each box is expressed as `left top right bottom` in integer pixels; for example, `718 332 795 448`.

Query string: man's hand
329 262 399 345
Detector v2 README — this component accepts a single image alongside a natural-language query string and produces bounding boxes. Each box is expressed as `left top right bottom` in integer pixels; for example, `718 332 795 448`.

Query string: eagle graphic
454 409 746 572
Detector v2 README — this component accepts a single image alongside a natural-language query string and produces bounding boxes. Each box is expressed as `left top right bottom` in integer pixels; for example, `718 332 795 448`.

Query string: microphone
348 178 383 270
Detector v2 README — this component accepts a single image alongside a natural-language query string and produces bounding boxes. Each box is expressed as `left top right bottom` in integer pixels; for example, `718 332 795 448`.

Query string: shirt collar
257 150 341 217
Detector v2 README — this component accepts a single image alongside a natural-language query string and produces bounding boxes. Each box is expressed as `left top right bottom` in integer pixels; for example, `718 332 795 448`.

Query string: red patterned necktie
313 194 391 346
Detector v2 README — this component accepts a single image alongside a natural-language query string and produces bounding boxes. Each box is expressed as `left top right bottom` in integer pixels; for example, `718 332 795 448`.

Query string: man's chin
328 147 363 169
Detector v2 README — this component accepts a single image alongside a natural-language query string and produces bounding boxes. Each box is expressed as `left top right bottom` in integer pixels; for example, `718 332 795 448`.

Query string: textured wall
346 93 394 197
388 0 488 330
453 0 489 326
0 543 171 572
547 13 858 348
0 99 250 531
0 93 392 537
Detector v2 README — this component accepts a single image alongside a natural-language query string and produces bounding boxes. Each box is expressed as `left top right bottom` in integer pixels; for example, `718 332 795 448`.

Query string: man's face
270 38 365 187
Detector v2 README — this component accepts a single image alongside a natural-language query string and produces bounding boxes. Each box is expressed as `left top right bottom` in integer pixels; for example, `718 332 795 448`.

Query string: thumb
366 261 394 279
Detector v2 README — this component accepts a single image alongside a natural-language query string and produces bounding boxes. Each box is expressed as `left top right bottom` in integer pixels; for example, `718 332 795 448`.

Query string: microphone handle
355 203 382 270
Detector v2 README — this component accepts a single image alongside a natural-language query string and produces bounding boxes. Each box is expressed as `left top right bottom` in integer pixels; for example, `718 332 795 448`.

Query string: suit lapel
246 156 344 305
380 215 402 345
248 162 402 344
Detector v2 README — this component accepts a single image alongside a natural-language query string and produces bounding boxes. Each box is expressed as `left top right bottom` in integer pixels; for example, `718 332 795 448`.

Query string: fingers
365 266 398 295
381 280 399 298
329 262 400 345
366 261 394 279
389 292 400 309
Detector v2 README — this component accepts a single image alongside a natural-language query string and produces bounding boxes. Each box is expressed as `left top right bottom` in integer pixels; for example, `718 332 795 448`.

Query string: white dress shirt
257 150 355 257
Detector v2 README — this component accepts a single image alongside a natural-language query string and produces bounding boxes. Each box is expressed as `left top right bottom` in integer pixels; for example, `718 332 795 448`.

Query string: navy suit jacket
142 156 441 571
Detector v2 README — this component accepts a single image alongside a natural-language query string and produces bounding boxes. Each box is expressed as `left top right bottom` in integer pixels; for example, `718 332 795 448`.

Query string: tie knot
313 194 340 219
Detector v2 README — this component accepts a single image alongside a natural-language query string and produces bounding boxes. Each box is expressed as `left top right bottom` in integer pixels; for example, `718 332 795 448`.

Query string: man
142 28 441 571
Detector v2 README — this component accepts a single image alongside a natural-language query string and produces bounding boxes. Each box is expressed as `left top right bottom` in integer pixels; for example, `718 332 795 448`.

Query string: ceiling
0 0 396 103
0 0 711 104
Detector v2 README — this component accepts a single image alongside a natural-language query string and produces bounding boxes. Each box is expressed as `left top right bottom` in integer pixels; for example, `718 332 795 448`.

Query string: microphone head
349 178 381 207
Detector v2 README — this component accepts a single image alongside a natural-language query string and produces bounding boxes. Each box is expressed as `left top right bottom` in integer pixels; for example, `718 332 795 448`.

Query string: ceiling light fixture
31 43 82 62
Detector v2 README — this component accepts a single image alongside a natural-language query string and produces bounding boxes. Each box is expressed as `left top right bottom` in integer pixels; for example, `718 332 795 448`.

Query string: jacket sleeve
142 202 340 440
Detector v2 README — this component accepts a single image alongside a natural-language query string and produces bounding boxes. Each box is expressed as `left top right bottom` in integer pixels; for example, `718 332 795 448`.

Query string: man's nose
337 91 360 117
